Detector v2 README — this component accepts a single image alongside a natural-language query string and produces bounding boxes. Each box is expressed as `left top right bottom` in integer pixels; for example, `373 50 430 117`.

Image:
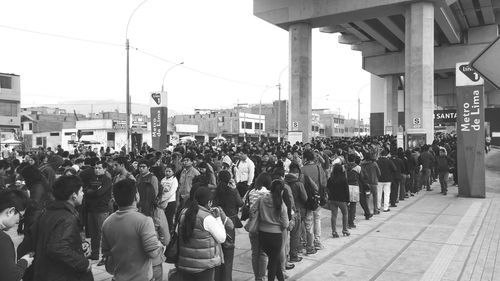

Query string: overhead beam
319 25 345 34
340 23 371 41
459 0 480 26
479 0 496 24
354 21 399 51
338 34 362 45
378 17 405 43
435 6 461 43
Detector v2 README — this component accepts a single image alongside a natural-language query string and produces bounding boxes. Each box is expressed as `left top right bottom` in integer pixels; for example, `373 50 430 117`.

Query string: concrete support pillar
370 74 386 136
289 23 312 143
405 2 435 144
385 75 399 135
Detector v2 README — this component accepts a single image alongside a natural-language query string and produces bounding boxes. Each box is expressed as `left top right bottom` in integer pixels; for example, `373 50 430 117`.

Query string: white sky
0 0 371 120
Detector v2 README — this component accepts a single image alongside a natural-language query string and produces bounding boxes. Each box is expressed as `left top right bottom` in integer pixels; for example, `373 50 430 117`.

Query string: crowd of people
0 133 460 281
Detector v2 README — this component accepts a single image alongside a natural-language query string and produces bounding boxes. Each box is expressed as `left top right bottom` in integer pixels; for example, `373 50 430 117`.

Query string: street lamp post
125 0 150 153
277 66 288 143
161 62 184 92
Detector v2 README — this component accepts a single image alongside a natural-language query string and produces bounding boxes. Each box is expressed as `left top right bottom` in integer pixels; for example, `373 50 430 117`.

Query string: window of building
340 119 344 124
29 123 32 130
50 132 59 136
255 123 263 130
0 102 18 117
242 121 252 129
0 76 12 89
36 137 43 146
333 118 338 124
64 132 73 135
334 128 338 133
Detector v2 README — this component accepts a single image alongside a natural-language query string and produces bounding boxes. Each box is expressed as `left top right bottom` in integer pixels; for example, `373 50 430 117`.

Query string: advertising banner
455 63 485 198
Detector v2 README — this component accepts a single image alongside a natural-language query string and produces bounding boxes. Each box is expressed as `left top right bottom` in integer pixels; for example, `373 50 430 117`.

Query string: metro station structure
253 0 500 144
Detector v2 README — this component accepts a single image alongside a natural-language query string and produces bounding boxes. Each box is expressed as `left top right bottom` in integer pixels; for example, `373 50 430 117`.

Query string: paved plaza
8 148 500 281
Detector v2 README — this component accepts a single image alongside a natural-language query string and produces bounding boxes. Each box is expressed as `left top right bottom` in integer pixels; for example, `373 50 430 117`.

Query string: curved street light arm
161 62 184 92
125 0 150 39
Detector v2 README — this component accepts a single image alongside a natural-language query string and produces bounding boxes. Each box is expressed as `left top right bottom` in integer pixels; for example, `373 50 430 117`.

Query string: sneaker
289 256 303 263
285 263 295 270
383 209 391 212
410 193 415 197
306 248 317 255
374 210 380 215
348 224 356 229
314 242 324 250
390 204 397 208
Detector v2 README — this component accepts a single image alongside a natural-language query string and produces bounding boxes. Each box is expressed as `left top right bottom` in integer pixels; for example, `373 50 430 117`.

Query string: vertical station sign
150 92 168 151
455 62 485 198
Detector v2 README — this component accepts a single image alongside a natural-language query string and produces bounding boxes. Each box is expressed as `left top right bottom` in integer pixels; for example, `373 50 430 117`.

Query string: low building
0 73 21 151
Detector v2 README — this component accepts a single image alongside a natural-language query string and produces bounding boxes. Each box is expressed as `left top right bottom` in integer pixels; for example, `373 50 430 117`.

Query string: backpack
346 166 359 185
304 175 320 210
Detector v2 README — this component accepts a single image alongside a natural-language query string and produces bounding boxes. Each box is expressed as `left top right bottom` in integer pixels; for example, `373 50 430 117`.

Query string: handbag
244 197 261 234
240 190 251 221
349 185 360 202
165 210 184 264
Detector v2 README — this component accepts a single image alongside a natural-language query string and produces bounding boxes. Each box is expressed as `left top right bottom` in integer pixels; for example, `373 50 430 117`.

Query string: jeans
329 201 348 233
280 229 290 272
152 264 162 281
236 181 249 198
249 232 267 281
399 174 408 199
358 186 371 216
178 267 215 281
369 184 379 212
259 231 284 281
376 184 383 210
88 212 108 257
420 168 431 190
378 182 391 211
410 169 420 193
438 171 449 193
313 207 321 245
165 201 177 234
289 212 302 258
215 246 234 281
390 179 400 205
300 208 314 251
348 202 356 226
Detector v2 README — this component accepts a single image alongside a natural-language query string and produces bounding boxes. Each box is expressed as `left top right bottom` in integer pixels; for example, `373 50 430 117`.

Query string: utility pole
277 83 281 143
358 97 361 137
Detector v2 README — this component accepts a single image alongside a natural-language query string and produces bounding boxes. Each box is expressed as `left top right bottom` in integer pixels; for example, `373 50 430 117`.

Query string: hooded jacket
258 193 289 233
284 173 308 210
360 160 381 185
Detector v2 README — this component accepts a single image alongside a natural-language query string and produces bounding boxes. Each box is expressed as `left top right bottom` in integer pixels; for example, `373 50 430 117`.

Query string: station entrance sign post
455 62 485 198
150 92 169 151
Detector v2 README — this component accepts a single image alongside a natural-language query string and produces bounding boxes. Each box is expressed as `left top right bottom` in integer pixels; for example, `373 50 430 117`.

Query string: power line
133 47 270 88
0 24 123 47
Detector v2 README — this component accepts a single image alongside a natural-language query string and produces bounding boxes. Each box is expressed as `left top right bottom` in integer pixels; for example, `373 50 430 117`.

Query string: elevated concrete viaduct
254 0 500 144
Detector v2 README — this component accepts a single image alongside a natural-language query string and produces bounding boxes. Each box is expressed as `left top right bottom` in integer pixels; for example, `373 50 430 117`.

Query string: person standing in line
0 189 34 281
436 148 454 196
419 145 435 191
31 175 94 281
159 164 178 234
301 149 327 250
360 153 381 214
345 154 362 227
284 163 307 262
257 180 289 281
136 159 159 197
377 150 397 212
85 161 112 262
101 179 164 281
327 164 350 237
213 170 242 281
177 186 227 281
178 153 201 208
245 172 271 281
137 182 170 281
235 149 255 198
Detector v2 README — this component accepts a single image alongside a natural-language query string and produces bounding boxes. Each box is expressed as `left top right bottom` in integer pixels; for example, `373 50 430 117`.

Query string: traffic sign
292 121 299 130
470 36 500 90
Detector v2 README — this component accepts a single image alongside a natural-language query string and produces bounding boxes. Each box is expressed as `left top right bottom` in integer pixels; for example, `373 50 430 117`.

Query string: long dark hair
214 170 231 206
181 185 212 243
137 182 157 217
270 180 284 215
254 172 272 191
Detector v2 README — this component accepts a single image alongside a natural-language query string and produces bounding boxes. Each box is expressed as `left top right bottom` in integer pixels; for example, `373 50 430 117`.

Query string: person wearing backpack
285 163 308 260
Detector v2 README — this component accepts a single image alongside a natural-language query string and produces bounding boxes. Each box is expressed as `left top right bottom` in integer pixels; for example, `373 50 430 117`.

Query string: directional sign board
455 62 485 198
470 36 500 90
